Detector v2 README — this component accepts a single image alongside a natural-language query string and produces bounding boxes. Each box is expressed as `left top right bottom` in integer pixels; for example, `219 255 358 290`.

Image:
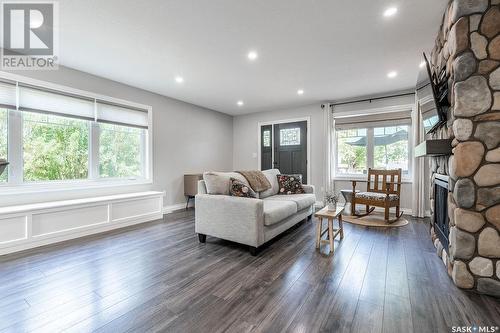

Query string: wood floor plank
351 300 384 333
319 235 373 332
385 229 410 299
383 293 414 333
359 230 388 306
0 211 498 333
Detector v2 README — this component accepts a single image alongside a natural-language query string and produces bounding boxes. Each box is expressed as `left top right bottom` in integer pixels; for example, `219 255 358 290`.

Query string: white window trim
333 122 413 182
0 72 153 194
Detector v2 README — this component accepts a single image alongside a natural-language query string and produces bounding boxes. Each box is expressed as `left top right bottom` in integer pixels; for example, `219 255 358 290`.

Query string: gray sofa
195 169 316 255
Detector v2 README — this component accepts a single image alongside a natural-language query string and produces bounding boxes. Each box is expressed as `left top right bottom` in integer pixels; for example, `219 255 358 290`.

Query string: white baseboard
162 199 196 214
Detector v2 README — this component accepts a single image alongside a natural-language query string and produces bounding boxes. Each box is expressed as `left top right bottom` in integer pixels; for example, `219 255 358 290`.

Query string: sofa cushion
203 172 249 195
259 169 281 199
263 200 297 226
264 193 316 211
356 192 399 202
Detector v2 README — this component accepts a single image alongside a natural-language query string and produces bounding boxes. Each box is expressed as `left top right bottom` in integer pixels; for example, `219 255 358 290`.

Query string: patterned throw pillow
229 177 257 198
277 174 305 195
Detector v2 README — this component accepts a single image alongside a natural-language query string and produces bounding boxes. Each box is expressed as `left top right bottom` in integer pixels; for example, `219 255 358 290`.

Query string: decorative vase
327 203 337 211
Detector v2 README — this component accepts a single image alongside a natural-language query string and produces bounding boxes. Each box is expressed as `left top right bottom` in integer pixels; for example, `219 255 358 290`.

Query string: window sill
0 179 153 196
333 176 413 184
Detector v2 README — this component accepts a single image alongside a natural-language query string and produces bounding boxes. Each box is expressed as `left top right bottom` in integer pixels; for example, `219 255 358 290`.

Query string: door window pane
336 128 367 175
23 113 89 181
280 128 300 146
263 130 271 147
374 125 409 174
99 123 145 179
0 109 7 182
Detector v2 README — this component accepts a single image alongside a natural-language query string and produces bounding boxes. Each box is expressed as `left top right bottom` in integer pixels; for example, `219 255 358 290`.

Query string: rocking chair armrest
350 179 368 187
350 180 360 192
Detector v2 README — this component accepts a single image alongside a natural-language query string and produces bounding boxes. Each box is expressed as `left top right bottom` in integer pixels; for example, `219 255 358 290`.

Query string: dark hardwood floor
0 210 499 333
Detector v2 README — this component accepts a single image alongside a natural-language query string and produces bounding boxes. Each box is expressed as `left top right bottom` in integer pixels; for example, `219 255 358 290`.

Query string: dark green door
272 121 307 184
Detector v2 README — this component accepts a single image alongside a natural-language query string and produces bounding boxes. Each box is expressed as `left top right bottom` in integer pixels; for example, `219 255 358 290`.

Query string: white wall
1 66 233 208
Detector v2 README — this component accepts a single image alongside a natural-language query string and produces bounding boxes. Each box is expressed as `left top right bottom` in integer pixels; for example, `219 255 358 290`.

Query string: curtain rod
329 91 415 108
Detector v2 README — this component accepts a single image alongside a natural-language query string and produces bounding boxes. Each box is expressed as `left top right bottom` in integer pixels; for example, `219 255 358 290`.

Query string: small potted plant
324 191 340 211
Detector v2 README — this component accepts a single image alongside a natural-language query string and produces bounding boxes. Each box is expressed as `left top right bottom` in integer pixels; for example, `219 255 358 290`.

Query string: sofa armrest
197 180 207 194
195 194 264 247
303 184 315 194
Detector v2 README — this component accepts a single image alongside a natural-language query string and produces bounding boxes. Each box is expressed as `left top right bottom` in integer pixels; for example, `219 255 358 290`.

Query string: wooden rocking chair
350 168 403 223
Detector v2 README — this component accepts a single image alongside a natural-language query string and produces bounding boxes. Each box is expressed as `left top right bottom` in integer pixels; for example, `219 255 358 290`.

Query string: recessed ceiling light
297 89 304 95
237 100 244 106
384 7 398 17
175 76 184 83
247 51 258 61
387 71 398 78
419 61 426 68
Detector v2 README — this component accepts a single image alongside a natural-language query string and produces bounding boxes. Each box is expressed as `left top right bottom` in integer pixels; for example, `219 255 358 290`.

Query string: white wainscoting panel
0 191 164 255
112 197 162 222
32 205 109 237
0 216 27 244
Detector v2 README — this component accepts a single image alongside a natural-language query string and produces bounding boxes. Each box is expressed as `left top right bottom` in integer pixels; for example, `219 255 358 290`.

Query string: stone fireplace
428 0 500 297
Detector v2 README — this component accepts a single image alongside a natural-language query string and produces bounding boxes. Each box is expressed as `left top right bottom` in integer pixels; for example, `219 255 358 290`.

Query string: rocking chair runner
350 168 403 223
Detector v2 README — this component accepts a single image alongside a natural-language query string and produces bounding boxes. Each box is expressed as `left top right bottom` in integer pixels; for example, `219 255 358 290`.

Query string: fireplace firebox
434 174 449 252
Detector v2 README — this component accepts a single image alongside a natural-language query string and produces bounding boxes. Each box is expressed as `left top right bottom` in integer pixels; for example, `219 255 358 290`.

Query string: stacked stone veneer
428 0 500 297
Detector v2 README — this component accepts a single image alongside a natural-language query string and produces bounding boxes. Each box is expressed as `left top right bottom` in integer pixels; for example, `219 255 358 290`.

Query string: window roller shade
1 80 150 129
334 110 411 129
18 85 95 120
96 101 148 129
0 80 17 110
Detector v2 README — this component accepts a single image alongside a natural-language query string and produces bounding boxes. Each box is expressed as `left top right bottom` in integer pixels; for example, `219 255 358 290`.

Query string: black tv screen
416 53 446 133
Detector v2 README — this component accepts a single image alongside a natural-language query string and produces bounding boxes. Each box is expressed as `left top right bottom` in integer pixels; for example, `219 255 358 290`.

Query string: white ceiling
56 0 447 115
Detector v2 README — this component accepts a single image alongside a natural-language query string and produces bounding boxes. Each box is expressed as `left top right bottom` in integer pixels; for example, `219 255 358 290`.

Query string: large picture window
0 77 151 189
336 128 367 175
99 123 145 179
335 123 411 178
374 125 409 172
23 113 89 181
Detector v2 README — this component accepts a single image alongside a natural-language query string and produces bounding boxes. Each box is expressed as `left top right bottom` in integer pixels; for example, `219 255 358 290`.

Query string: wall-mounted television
416 53 448 134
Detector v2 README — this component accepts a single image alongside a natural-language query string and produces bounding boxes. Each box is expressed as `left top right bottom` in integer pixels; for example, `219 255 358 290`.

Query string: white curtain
412 98 426 217
323 104 335 196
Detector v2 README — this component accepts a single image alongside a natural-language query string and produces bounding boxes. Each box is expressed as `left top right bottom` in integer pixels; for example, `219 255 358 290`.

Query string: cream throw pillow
203 172 249 195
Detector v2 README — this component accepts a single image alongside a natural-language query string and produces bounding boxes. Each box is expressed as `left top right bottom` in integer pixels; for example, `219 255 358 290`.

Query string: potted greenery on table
324 191 340 211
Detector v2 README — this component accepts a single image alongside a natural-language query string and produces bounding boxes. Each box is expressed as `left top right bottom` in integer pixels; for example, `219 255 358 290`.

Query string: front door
272 121 308 184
